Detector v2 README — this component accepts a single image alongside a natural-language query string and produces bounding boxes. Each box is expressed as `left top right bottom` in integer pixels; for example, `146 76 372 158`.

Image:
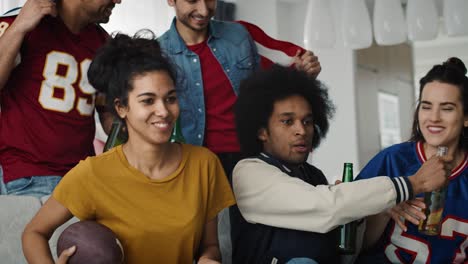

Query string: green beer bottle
338 162 357 254
103 118 127 152
418 146 449 235
170 118 185 143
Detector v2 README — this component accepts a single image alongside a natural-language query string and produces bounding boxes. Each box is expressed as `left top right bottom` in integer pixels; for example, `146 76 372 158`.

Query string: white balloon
342 0 373 49
444 0 468 37
303 0 336 49
407 0 439 41
373 0 407 45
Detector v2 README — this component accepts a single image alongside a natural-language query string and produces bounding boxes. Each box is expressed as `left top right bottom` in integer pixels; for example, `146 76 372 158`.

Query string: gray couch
0 195 78 264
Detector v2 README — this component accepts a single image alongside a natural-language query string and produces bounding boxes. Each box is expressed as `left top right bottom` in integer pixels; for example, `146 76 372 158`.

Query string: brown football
56 221 124 264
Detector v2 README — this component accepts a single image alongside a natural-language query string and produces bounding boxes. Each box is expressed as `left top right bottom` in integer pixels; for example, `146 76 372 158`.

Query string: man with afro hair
231 65 450 264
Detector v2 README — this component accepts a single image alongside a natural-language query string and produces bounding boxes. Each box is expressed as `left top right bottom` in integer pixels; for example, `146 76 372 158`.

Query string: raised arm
236 20 320 78
22 196 74 264
362 154 450 249
292 49 321 79
233 156 447 233
233 159 407 233
0 0 56 91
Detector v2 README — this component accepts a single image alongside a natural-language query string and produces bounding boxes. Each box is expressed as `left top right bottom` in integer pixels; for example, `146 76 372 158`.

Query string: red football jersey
0 14 108 183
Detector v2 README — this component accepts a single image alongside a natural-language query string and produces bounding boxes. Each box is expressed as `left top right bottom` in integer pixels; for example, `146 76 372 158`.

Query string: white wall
236 0 278 38
312 48 358 181
412 31 468 97
355 44 415 167
310 1 359 181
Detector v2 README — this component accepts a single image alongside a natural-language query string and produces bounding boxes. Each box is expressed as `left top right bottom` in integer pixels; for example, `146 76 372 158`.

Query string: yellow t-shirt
53 144 235 264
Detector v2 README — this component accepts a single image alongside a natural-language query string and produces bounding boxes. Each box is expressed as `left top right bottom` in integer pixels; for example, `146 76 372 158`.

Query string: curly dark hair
410 57 468 150
235 65 335 157
88 30 177 119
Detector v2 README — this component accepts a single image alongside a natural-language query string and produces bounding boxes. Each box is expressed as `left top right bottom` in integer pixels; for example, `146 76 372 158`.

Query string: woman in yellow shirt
22 32 235 264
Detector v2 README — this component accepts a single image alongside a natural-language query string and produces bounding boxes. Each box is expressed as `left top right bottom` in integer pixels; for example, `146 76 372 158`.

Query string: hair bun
444 57 467 75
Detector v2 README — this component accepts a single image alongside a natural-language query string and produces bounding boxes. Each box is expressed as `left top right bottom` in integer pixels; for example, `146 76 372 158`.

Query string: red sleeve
235 20 305 69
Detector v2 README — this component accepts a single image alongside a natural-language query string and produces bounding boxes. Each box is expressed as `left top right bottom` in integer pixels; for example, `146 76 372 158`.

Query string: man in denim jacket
159 0 321 178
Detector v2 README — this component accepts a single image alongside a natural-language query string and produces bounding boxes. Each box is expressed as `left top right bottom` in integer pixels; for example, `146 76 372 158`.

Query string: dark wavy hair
235 65 335 157
410 57 468 150
88 30 177 119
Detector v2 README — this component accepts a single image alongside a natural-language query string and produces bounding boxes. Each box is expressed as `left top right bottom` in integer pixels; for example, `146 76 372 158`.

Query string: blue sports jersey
356 141 468 264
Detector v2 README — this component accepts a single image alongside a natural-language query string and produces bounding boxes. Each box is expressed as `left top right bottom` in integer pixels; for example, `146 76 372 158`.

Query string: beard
95 4 115 24
177 11 213 32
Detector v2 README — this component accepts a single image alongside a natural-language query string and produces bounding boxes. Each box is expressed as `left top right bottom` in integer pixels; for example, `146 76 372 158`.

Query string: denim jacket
158 19 260 146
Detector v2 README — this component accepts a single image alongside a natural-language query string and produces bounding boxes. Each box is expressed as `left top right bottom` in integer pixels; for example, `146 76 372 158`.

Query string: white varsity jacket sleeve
232 158 413 233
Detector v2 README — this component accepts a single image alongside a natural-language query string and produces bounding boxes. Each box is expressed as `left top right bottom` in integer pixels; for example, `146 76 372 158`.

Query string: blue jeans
0 166 61 198
286 258 318 264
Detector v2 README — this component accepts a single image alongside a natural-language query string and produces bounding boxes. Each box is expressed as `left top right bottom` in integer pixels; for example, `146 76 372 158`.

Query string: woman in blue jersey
356 57 468 264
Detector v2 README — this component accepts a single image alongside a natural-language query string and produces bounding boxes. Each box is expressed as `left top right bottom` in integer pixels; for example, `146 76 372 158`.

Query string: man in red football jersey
0 0 121 198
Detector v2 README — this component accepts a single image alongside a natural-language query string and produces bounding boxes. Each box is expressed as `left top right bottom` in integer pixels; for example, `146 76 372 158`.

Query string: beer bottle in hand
338 162 357 254
418 146 449 235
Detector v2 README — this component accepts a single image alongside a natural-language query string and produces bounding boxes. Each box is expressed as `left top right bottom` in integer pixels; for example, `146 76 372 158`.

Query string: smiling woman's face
116 70 179 146
418 81 468 153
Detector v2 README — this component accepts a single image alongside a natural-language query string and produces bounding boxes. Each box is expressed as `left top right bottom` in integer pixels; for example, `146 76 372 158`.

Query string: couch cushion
0 195 42 264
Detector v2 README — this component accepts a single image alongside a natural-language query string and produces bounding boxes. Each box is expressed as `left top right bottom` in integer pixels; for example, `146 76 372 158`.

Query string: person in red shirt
0 0 121 198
